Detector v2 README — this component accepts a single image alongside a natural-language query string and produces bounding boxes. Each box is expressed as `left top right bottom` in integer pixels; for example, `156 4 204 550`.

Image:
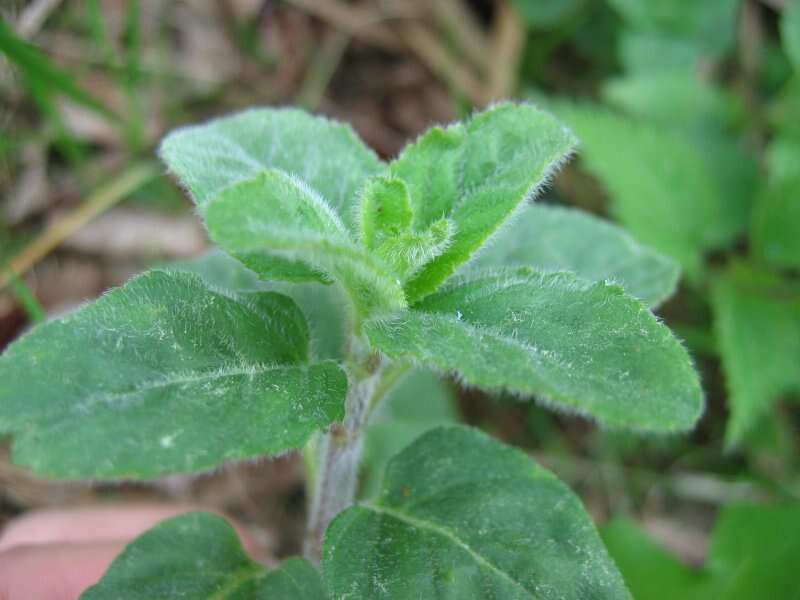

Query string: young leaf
325 426 631 599
81 512 326 599
390 102 577 302
366 269 703 432
359 176 414 250
358 176 454 280
711 263 800 446
204 170 406 319
361 369 459 498
0 270 346 479
158 107 385 230
468 204 680 307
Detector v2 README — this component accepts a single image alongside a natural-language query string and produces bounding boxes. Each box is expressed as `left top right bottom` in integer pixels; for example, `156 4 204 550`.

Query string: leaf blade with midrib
0 270 347 479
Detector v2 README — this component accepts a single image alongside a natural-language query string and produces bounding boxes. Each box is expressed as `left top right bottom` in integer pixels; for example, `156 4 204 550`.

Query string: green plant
534 0 800 450
0 103 703 597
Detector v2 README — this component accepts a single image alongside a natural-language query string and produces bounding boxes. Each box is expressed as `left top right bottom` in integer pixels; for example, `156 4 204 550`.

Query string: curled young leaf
204 170 406 319
390 102 577 302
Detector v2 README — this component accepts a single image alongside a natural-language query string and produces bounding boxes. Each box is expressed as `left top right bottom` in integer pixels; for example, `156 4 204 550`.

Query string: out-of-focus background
1 0 799 595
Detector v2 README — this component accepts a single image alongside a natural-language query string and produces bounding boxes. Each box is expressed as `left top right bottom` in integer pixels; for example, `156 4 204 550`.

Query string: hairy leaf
82 513 325 599
361 369 459 498
711 263 800 446
167 251 349 360
358 176 455 280
0 270 346 479
205 170 406 319
325 426 631 599
468 204 680 307
359 176 414 250
366 269 702 432
390 102 577 301
159 107 384 230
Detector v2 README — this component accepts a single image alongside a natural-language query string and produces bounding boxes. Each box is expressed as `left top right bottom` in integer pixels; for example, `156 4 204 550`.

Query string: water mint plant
0 103 703 598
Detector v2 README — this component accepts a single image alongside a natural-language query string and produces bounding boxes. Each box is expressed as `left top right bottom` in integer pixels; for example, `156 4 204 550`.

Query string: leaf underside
366 269 703 432
0 270 346 479
158 107 384 229
325 426 631 599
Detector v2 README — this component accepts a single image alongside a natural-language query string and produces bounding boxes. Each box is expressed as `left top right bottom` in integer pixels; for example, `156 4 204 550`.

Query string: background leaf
556 105 755 278
391 102 577 301
367 269 703 432
0 270 346 479
782 1 800 69
325 426 631 599
82 512 326 599
751 138 800 269
468 203 680 307
711 263 800 446
602 504 800 600
158 107 384 230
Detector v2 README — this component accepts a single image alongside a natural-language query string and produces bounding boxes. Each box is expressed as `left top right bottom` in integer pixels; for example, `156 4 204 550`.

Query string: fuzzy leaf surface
711 263 800 446
0 270 346 479
366 269 702 432
82 512 325 599
325 426 631 599
158 107 384 230
205 170 406 318
390 102 577 301
468 204 680 307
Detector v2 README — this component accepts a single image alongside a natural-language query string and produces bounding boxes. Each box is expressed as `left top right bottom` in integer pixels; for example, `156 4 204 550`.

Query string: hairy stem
304 348 384 563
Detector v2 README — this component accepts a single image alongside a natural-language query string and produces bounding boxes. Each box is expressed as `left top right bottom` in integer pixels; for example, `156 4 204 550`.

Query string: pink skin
0 505 257 600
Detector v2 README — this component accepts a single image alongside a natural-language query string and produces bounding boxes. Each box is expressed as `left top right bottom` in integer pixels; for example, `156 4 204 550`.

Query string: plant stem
304 348 384 563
